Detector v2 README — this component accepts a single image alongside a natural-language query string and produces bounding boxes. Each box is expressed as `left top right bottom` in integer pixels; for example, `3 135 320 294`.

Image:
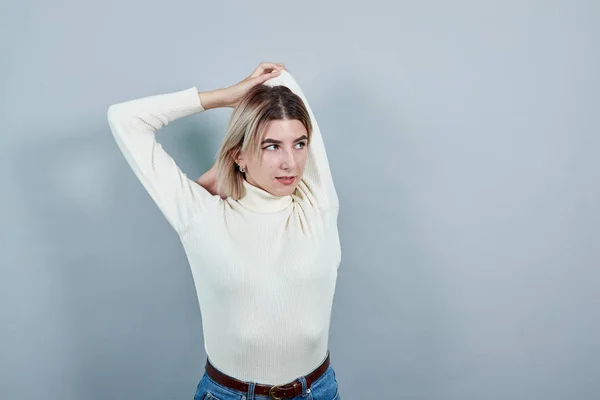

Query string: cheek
298 152 309 167
260 154 280 166
256 156 279 175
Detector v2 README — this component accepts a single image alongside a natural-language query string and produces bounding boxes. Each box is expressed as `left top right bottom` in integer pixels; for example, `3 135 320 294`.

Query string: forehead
262 119 307 139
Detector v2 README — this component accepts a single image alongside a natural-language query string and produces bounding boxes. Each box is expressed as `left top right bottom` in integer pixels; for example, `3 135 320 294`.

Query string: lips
276 176 296 185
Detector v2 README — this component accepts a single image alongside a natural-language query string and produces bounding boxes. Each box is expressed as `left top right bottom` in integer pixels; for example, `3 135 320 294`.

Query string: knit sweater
106 70 341 385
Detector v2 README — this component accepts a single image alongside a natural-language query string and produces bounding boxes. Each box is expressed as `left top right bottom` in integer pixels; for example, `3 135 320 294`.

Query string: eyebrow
261 135 308 145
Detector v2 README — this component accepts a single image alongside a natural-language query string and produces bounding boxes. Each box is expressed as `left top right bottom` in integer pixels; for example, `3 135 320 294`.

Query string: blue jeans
193 364 341 400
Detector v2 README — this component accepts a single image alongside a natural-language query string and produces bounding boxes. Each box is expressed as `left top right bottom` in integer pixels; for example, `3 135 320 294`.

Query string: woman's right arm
197 89 231 110
107 63 285 234
107 86 223 234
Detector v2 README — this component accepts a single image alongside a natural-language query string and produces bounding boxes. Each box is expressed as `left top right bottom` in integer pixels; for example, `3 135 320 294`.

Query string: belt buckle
268 384 283 400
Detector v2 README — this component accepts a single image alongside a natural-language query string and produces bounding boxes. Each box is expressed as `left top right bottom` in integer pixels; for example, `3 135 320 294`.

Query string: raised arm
107 64 286 233
107 87 219 234
264 70 339 209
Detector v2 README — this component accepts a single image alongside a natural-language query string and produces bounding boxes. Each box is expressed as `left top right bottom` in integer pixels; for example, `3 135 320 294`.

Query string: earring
238 164 245 173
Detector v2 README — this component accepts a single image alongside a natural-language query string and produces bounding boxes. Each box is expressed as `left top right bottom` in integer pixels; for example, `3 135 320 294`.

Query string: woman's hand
195 164 227 199
218 62 287 108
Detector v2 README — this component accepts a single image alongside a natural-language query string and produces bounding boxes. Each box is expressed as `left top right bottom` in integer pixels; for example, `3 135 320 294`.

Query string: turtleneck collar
237 178 294 213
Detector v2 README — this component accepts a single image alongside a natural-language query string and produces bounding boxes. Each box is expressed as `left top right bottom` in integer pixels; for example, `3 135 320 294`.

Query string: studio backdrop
1 1 598 399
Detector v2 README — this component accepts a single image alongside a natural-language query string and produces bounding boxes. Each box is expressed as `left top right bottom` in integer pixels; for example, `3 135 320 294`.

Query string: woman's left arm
265 70 340 209
195 164 225 198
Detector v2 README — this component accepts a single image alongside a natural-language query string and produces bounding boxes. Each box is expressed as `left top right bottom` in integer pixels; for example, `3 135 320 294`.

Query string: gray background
1 1 599 399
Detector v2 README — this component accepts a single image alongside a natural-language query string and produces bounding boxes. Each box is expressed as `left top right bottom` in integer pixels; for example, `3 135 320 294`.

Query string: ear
232 148 244 166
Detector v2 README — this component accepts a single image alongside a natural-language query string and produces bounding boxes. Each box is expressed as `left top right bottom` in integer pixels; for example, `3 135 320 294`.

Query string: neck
237 178 293 213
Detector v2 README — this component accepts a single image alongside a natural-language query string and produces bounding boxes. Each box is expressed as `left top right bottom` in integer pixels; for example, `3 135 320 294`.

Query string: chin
277 185 296 196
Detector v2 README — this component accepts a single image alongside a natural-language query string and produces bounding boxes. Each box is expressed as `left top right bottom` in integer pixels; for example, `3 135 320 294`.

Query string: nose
281 148 297 170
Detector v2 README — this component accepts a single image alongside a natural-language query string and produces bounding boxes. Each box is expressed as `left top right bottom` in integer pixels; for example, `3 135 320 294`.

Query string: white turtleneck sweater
106 70 341 385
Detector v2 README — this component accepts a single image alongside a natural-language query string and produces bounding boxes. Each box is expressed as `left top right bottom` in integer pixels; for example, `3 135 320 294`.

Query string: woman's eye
264 142 307 151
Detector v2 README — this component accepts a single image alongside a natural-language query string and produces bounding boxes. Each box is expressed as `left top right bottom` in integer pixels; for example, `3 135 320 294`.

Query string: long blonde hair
214 84 313 200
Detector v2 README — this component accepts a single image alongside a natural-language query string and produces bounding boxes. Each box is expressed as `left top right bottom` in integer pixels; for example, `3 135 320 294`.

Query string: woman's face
238 118 309 197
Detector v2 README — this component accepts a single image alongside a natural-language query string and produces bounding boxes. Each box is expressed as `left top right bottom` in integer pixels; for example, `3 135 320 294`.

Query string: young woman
107 63 341 400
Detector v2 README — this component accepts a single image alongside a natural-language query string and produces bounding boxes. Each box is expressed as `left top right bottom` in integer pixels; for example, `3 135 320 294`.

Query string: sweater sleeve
106 86 217 234
264 70 339 209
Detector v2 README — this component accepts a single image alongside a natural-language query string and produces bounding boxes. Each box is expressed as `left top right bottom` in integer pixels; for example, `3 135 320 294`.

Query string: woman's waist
203 343 331 385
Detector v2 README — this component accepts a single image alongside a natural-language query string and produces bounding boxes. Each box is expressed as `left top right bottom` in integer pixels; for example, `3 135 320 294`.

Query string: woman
107 63 341 400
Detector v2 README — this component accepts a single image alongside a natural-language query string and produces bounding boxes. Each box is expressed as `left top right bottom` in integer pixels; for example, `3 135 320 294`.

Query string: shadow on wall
5 113 220 399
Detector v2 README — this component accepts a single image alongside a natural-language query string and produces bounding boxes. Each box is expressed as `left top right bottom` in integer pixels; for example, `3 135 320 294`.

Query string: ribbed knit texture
107 70 341 385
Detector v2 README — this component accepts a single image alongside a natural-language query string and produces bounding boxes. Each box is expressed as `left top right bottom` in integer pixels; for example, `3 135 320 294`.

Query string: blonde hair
214 84 313 200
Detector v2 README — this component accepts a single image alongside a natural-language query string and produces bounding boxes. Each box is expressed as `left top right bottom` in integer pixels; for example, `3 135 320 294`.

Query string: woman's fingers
251 62 284 78
252 68 280 84
259 62 282 71
228 62 286 107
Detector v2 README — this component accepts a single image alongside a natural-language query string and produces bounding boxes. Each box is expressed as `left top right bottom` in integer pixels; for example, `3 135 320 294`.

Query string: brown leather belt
204 351 330 400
